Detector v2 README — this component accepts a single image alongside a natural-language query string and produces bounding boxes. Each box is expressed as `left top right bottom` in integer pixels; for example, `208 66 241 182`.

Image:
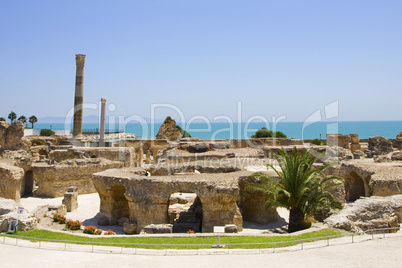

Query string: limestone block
349 134 360 144
327 134 350 149
123 221 137 234
350 143 361 154
143 224 173 234
225 224 238 233
62 187 78 212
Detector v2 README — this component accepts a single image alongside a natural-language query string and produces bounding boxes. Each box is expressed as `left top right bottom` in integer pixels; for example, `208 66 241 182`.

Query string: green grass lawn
6 228 348 249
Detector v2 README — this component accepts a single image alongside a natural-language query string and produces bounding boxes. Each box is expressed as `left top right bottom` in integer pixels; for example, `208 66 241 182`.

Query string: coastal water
34 121 402 140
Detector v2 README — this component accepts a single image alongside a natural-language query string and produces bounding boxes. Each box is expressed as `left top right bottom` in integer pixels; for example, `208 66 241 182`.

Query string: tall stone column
73 54 86 138
99 98 107 147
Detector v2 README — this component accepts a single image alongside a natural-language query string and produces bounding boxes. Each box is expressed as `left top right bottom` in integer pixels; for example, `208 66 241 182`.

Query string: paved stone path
0 236 401 267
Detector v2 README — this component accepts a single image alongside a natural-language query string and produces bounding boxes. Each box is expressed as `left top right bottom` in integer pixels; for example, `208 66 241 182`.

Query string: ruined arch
168 192 203 233
345 171 369 202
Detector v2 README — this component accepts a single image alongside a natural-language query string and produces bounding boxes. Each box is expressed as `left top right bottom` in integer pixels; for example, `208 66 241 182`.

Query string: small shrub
83 226 97 234
274 131 287 138
94 229 103 235
187 229 195 234
52 213 66 224
176 125 191 138
251 127 288 138
310 139 322 145
40 129 55 136
104 230 116 235
66 219 82 230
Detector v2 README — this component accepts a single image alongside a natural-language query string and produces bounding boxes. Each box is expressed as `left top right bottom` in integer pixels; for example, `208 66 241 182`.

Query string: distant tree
29 115 38 129
251 127 288 138
8 111 17 123
0 117 5 122
40 129 55 136
18 115 27 127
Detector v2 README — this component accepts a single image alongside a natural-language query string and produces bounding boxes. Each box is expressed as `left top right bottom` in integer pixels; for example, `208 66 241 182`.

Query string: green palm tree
29 115 38 129
18 115 27 127
0 117 5 122
251 147 343 233
8 111 17 123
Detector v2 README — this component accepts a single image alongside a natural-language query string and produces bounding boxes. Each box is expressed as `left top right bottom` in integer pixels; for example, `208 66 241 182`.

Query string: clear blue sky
1 0 401 123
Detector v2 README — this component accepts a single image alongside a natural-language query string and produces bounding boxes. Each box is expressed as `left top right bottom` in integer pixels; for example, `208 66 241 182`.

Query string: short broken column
349 134 361 154
62 186 78 212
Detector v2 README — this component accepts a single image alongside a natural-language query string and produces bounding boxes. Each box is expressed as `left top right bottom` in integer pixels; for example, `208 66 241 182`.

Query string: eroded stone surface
325 195 402 233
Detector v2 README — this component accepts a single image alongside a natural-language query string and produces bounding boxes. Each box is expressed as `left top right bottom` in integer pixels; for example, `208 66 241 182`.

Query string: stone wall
32 159 124 197
238 175 278 224
49 147 138 167
0 161 25 202
92 169 248 233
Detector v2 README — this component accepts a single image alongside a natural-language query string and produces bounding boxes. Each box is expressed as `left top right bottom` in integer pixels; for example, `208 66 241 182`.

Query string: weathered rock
325 146 353 160
0 121 30 152
368 136 393 156
325 195 402 233
210 143 230 150
156 116 182 141
374 154 392 163
0 161 25 201
390 151 402 161
97 215 110 226
0 207 38 232
354 150 364 157
123 221 137 234
0 198 18 215
225 224 238 233
118 217 129 226
186 144 210 153
143 224 173 234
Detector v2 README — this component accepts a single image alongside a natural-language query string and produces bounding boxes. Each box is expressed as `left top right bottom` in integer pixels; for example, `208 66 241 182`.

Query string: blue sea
34 121 402 140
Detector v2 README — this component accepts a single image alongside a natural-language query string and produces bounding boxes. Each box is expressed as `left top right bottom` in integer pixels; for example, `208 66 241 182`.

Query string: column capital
75 54 86 66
